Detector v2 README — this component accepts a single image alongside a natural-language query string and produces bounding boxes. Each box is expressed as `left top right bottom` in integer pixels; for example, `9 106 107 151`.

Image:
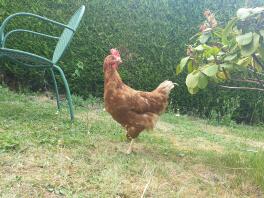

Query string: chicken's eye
111 57 117 62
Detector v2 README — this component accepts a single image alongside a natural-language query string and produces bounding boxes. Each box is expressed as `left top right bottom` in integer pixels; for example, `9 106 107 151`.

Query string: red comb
110 48 120 57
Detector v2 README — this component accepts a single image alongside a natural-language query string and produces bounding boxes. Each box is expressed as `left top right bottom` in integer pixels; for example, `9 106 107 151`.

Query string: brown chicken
103 49 176 154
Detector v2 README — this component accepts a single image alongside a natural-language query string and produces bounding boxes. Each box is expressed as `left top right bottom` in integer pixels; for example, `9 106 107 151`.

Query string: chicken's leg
126 139 135 154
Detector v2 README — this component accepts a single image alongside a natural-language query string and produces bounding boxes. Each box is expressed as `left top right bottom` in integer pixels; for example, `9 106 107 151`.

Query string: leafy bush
177 7 264 94
176 3 264 124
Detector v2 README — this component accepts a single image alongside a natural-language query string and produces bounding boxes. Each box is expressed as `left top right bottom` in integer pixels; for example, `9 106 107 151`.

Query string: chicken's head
104 48 123 70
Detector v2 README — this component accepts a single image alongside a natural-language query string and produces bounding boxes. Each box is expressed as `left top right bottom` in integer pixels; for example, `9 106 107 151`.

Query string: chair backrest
52 5 85 64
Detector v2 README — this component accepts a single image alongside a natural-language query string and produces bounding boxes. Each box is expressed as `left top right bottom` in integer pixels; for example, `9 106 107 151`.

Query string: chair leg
50 68 60 111
53 65 74 122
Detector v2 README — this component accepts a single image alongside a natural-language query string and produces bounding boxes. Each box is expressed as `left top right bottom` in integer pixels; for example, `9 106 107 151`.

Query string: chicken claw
126 139 135 154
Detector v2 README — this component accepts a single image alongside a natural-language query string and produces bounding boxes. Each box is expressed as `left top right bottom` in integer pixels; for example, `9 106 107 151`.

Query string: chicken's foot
126 139 135 154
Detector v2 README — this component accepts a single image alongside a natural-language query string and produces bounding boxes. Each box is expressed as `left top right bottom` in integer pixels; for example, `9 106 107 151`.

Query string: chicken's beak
116 57 123 64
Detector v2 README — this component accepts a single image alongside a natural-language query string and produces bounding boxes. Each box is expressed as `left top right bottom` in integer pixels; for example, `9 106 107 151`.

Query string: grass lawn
0 85 264 197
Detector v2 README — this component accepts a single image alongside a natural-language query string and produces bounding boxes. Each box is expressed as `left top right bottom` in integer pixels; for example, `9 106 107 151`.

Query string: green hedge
0 0 264 123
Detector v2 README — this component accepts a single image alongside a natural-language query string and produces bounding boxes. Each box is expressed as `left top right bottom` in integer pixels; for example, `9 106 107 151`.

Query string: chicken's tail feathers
156 80 177 96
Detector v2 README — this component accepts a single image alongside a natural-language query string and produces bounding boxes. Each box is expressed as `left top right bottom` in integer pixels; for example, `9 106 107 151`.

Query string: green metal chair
0 5 85 121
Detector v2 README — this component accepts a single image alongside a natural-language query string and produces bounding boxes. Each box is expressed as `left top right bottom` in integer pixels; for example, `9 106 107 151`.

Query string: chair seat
0 48 53 67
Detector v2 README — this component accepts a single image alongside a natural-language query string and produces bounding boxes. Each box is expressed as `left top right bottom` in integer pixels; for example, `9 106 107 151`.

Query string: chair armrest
2 29 60 47
0 12 75 44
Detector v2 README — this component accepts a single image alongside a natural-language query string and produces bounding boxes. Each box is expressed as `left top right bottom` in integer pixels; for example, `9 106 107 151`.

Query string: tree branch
219 85 264 92
248 78 264 83
231 78 263 85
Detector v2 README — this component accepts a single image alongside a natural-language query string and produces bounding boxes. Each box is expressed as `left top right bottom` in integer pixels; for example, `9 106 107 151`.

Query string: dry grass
0 88 264 197
201 124 264 150
156 121 225 153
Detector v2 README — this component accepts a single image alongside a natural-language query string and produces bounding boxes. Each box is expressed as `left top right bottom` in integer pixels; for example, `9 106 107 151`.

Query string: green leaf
236 32 253 46
77 61 84 69
74 69 80 77
237 8 251 20
186 71 200 89
260 30 264 38
187 61 193 73
220 63 234 70
216 71 229 80
237 57 251 67
203 46 220 58
176 56 190 75
197 74 208 89
210 47 220 56
188 87 199 95
222 18 237 45
255 60 263 72
241 33 260 57
207 56 214 61
230 44 240 54
201 64 219 77
195 45 204 51
186 71 208 91
224 54 237 62
199 33 210 44
258 46 264 61
202 44 211 50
